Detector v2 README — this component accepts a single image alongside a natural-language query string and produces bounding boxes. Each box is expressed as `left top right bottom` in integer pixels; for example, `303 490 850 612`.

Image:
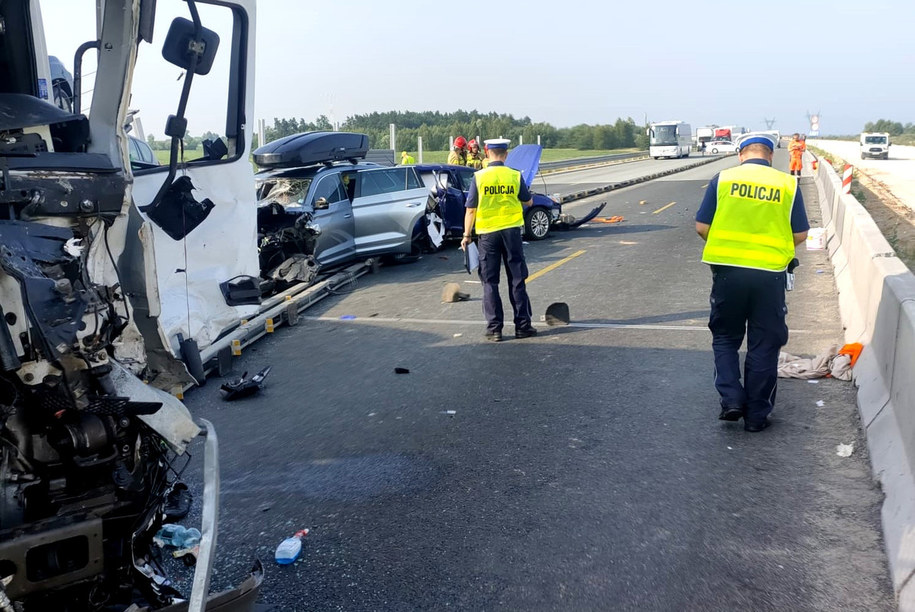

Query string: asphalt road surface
539 154 724 199
179 151 894 611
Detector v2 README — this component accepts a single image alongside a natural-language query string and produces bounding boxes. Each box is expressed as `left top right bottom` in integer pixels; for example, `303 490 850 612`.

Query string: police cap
736 133 777 152
483 138 511 150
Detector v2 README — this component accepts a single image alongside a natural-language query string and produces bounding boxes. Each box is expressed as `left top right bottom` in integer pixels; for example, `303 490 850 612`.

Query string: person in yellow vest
460 138 536 342
466 139 485 169
400 151 415 165
695 133 809 432
447 136 468 166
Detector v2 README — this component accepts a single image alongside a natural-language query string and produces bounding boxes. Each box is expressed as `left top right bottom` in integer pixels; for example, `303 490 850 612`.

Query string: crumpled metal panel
109 359 200 453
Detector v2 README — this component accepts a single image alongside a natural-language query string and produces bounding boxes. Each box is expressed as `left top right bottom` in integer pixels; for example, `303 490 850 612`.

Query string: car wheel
525 208 551 240
711 148 718 154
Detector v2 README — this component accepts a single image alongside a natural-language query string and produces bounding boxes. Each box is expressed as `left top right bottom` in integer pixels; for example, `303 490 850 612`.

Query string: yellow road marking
526 250 586 283
652 201 677 214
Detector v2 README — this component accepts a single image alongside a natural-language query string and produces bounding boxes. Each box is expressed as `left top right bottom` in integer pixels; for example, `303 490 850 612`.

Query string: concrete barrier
814 156 915 608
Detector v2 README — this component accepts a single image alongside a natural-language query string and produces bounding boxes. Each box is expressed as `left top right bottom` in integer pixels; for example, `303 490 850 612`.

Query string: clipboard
463 242 479 274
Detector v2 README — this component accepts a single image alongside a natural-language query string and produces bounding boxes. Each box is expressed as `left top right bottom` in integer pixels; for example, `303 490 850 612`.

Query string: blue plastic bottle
155 524 201 548
274 529 309 565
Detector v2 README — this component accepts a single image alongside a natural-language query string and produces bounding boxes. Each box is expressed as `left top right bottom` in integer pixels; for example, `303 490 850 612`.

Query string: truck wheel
525 208 551 240
883 153 889 160
861 153 865 160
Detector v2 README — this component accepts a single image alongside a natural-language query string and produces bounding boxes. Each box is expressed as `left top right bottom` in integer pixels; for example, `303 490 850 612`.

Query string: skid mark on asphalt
526 249 586 283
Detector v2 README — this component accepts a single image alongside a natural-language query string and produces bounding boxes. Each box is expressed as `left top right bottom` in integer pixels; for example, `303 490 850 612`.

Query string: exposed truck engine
0 0 261 609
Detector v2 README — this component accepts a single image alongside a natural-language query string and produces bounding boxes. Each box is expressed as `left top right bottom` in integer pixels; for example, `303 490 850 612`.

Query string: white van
860 132 891 160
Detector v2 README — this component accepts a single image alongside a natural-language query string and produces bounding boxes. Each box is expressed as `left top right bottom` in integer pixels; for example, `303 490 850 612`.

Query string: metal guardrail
539 152 647 171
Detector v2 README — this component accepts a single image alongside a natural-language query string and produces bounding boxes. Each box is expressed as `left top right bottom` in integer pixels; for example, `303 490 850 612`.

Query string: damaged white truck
0 0 267 609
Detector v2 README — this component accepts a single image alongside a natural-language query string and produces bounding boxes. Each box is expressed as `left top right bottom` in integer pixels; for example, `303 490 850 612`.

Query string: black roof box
253 131 369 169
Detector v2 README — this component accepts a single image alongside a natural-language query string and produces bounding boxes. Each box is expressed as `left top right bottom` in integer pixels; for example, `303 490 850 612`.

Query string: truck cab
860 132 891 160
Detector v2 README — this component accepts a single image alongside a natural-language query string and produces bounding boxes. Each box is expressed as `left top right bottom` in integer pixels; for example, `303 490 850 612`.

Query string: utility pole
764 118 776 130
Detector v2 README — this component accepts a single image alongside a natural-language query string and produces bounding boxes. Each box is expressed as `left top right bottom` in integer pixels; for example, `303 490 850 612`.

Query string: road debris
220 366 271 401
442 282 470 303
453 333 463 338
545 302 570 326
836 443 854 458
275 529 309 565
394 367 410 374
816 400 825 407
441 410 456 416
588 215 625 224
778 345 854 381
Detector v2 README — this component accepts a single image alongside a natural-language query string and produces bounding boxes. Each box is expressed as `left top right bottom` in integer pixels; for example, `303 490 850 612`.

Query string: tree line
863 119 915 136
251 111 649 152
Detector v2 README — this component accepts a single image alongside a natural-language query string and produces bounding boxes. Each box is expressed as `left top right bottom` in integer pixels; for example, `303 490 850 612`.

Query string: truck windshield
864 136 887 145
650 125 678 146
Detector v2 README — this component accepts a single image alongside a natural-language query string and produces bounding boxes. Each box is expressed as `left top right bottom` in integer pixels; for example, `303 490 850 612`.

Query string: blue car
414 144 562 241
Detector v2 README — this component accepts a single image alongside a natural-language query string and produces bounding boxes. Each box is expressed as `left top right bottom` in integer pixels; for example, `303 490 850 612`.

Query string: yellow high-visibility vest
474 165 524 234
702 163 798 271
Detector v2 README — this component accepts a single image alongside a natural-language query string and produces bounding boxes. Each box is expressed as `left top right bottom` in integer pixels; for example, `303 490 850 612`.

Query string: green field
154 148 202 164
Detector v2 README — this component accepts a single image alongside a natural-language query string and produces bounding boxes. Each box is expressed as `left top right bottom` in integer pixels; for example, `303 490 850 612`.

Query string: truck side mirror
162 17 221 75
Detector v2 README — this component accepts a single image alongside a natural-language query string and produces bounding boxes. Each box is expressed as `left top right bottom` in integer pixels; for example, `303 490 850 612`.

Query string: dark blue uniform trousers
477 227 533 333
708 265 789 424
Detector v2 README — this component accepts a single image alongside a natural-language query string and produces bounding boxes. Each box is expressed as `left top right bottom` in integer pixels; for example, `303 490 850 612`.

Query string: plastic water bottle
154 524 201 548
274 529 309 565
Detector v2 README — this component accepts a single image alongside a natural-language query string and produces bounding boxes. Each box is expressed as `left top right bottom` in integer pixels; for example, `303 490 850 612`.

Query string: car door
308 173 356 266
351 167 429 256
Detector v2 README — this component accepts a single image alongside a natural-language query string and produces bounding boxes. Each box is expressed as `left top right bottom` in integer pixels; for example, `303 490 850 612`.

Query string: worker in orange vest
788 133 804 177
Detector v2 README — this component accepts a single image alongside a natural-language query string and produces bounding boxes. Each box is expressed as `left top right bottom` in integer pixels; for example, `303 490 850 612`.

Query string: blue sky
43 0 915 137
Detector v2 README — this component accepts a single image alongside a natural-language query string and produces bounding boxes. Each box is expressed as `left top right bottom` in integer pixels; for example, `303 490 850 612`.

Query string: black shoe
514 327 538 339
485 331 502 342
744 420 770 433
718 406 744 422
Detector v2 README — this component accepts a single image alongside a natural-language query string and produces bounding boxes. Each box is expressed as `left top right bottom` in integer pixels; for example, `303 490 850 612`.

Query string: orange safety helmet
454 136 467 149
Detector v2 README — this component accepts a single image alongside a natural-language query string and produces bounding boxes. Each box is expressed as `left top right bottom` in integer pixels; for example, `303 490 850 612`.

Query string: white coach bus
648 121 692 159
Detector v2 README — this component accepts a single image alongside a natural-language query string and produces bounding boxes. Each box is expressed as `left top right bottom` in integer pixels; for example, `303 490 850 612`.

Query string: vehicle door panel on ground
310 174 356 265
352 167 428 255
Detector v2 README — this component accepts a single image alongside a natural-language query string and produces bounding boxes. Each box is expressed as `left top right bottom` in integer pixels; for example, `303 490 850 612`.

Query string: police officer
400 150 415 165
460 139 536 342
695 133 809 432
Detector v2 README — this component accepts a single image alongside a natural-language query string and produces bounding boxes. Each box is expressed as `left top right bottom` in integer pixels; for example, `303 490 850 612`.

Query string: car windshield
864 136 887 144
650 125 678 145
256 178 314 207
